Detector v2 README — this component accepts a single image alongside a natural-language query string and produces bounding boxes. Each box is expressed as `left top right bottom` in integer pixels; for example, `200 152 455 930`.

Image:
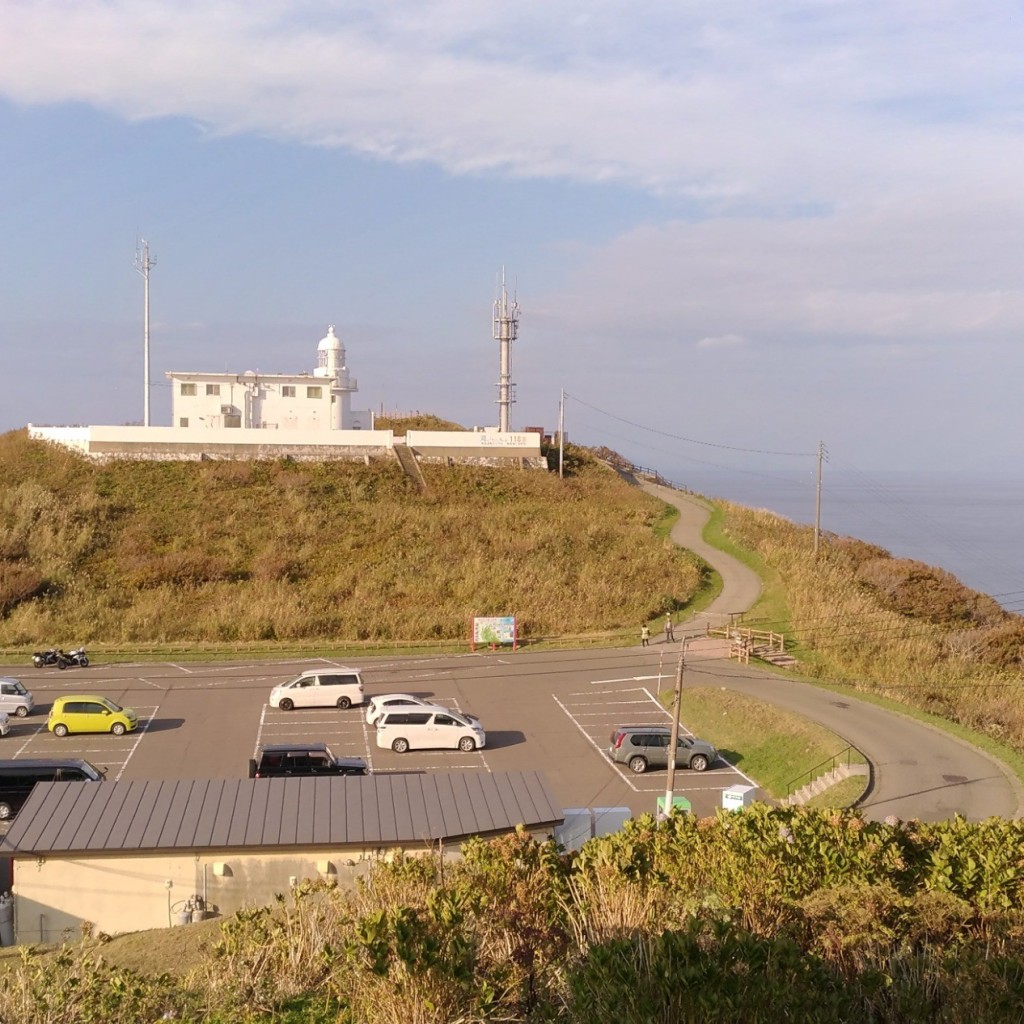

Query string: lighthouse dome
318 325 341 352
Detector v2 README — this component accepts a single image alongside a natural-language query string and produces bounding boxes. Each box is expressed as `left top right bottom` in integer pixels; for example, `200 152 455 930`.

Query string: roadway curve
639 479 1023 822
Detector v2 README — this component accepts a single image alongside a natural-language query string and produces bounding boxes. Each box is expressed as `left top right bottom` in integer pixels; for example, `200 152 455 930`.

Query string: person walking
640 624 650 647
664 613 675 643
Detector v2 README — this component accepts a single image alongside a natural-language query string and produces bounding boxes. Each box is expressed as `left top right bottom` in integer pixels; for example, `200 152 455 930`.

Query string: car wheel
690 754 709 772
53 723 68 738
14 706 27 718
111 722 126 736
392 738 409 753
627 755 648 774
458 736 476 752
337 696 351 709
0 803 10 820
279 698 294 711
248 759 257 779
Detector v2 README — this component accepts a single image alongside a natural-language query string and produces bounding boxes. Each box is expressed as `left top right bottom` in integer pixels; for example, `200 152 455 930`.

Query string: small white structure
166 325 373 432
722 785 757 811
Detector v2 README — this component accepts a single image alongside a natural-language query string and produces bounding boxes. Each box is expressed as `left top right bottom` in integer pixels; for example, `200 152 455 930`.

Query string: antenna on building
134 239 157 427
493 269 519 432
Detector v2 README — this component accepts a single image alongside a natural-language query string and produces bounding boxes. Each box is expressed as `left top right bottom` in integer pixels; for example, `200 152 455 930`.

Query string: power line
564 392 815 457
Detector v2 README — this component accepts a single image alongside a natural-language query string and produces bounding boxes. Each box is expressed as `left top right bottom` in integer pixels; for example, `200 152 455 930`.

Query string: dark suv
248 742 369 779
608 725 717 775
0 758 106 819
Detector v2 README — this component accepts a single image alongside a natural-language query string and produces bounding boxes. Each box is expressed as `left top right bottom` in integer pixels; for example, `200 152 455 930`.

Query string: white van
375 709 486 753
0 678 34 718
268 669 364 710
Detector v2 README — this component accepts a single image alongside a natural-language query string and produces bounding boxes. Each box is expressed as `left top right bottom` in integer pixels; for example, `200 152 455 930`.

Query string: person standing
641 624 650 647
664 613 675 643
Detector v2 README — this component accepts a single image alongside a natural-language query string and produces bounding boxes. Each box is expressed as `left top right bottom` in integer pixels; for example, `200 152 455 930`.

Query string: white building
166 325 373 431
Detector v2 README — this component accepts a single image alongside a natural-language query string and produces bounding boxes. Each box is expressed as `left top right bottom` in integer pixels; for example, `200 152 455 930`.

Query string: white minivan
268 669 364 710
0 678 34 718
375 709 486 753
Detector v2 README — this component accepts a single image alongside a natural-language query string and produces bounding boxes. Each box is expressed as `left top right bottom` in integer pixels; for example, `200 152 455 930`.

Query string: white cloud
697 334 746 349
2 2 1023 209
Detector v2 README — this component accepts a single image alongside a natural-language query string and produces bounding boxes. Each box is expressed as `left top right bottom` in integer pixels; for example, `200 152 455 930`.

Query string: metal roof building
1 772 562 943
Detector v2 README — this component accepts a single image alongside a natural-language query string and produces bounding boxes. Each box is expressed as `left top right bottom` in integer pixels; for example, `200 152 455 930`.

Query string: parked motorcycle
61 647 89 669
31 648 64 669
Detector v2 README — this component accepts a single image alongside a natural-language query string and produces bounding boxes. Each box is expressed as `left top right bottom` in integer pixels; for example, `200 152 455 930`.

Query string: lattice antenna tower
493 269 519 432
134 239 157 426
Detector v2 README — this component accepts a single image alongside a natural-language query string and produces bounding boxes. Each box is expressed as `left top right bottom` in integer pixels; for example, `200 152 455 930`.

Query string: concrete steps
393 441 428 494
782 762 869 807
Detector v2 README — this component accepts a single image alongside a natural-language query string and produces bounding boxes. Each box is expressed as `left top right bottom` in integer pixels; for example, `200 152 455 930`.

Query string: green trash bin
656 794 691 818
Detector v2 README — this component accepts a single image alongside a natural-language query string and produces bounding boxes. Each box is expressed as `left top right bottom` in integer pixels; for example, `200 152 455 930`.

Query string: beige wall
11 828 554 942
12 847 382 943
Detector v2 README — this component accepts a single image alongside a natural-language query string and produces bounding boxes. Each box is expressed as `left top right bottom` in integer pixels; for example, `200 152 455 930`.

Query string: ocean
648 463 1024 615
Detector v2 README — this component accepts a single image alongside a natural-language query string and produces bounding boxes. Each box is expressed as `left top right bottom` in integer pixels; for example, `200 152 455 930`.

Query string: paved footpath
638 478 1023 822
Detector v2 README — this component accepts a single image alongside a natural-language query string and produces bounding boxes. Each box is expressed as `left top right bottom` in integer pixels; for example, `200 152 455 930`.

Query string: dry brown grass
0 430 704 645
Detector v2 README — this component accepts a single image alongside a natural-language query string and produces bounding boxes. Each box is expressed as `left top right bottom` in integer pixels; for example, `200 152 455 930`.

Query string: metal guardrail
785 745 861 797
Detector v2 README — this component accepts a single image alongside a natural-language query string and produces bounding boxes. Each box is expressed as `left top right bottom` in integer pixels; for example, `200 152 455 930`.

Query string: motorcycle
61 647 89 669
31 648 64 669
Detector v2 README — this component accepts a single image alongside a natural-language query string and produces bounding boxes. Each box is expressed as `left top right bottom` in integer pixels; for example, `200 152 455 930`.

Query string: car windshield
99 698 123 713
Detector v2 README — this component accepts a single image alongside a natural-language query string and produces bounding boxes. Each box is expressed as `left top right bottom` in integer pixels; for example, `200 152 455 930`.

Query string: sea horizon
642 462 1024 616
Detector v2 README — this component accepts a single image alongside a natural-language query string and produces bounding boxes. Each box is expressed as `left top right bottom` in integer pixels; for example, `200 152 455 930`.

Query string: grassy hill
0 429 703 646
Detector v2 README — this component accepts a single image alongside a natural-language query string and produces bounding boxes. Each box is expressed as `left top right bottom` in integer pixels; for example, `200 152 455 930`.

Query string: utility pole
134 239 156 427
813 440 825 558
662 638 686 817
558 388 565 479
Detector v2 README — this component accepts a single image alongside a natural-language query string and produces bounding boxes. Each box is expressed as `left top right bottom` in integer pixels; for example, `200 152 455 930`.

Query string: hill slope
0 430 703 644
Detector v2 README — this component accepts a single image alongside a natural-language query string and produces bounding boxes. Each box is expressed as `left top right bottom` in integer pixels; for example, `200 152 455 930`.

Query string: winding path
640 479 1023 822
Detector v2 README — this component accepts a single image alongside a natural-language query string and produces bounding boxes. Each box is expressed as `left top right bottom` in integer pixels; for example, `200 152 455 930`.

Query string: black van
0 759 105 820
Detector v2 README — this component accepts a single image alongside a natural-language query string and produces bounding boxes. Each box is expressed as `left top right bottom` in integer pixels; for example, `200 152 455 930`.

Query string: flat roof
0 772 562 855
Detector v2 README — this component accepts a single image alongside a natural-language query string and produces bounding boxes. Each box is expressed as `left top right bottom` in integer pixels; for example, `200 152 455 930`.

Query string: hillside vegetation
719 503 1024 753
4 807 1024 1022
0 430 702 645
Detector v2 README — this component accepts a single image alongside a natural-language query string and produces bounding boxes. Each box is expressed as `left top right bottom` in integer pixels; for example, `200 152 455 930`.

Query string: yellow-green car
47 695 138 738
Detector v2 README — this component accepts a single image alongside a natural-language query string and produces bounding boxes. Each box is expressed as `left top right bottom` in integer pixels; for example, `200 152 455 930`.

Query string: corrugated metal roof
0 772 562 856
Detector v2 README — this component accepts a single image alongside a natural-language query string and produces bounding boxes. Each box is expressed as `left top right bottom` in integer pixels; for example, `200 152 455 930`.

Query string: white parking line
113 706 160 781
590 675 667 685
552 694 638 793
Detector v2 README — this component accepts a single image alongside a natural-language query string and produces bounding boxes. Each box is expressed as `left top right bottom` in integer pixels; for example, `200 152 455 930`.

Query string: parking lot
0 645 766 821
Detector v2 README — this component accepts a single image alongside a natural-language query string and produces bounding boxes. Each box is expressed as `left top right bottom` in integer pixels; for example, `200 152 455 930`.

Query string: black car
248 742 369 779
0 758 106 819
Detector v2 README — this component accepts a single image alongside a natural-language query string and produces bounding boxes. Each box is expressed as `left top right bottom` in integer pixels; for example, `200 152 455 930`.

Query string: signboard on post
471 615 518 651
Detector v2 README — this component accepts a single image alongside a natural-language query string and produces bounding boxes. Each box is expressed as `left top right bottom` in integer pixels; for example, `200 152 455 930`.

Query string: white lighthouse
314 324 358 430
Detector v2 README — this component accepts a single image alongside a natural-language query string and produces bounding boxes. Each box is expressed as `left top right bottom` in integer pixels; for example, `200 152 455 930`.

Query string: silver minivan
375 709 486 753
269 669 364 710
0 678 34 718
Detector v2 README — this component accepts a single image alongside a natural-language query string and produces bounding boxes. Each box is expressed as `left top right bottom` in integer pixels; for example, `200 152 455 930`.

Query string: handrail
785 745 861 797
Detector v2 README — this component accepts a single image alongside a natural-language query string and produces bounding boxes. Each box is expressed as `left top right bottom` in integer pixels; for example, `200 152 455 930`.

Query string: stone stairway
393 441 428 494
782 762 869 807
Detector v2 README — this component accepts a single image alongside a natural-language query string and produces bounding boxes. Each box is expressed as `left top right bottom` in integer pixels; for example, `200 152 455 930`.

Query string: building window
282 385 296 398
306 386 323 399
180 383 197 397
179 417 189 428
206 384 221 396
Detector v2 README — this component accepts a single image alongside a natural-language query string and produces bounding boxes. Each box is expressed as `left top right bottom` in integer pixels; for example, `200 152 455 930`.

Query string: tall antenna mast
134 239 157 426
493 269 519 432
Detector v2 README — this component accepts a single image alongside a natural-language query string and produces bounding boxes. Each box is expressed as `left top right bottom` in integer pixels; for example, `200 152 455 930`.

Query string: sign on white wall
472 615 518 650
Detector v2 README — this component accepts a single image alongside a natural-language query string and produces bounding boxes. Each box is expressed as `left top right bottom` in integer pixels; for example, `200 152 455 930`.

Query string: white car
0 713 10 737
375 709 486 753
0 678 33 718
365 694 449 726
268 669 364 710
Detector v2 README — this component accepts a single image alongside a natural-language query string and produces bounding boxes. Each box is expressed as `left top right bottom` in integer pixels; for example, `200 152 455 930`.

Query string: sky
3 1 1024 480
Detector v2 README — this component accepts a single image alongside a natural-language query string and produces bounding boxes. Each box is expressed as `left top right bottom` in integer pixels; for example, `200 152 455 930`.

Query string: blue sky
3 1 1024 477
